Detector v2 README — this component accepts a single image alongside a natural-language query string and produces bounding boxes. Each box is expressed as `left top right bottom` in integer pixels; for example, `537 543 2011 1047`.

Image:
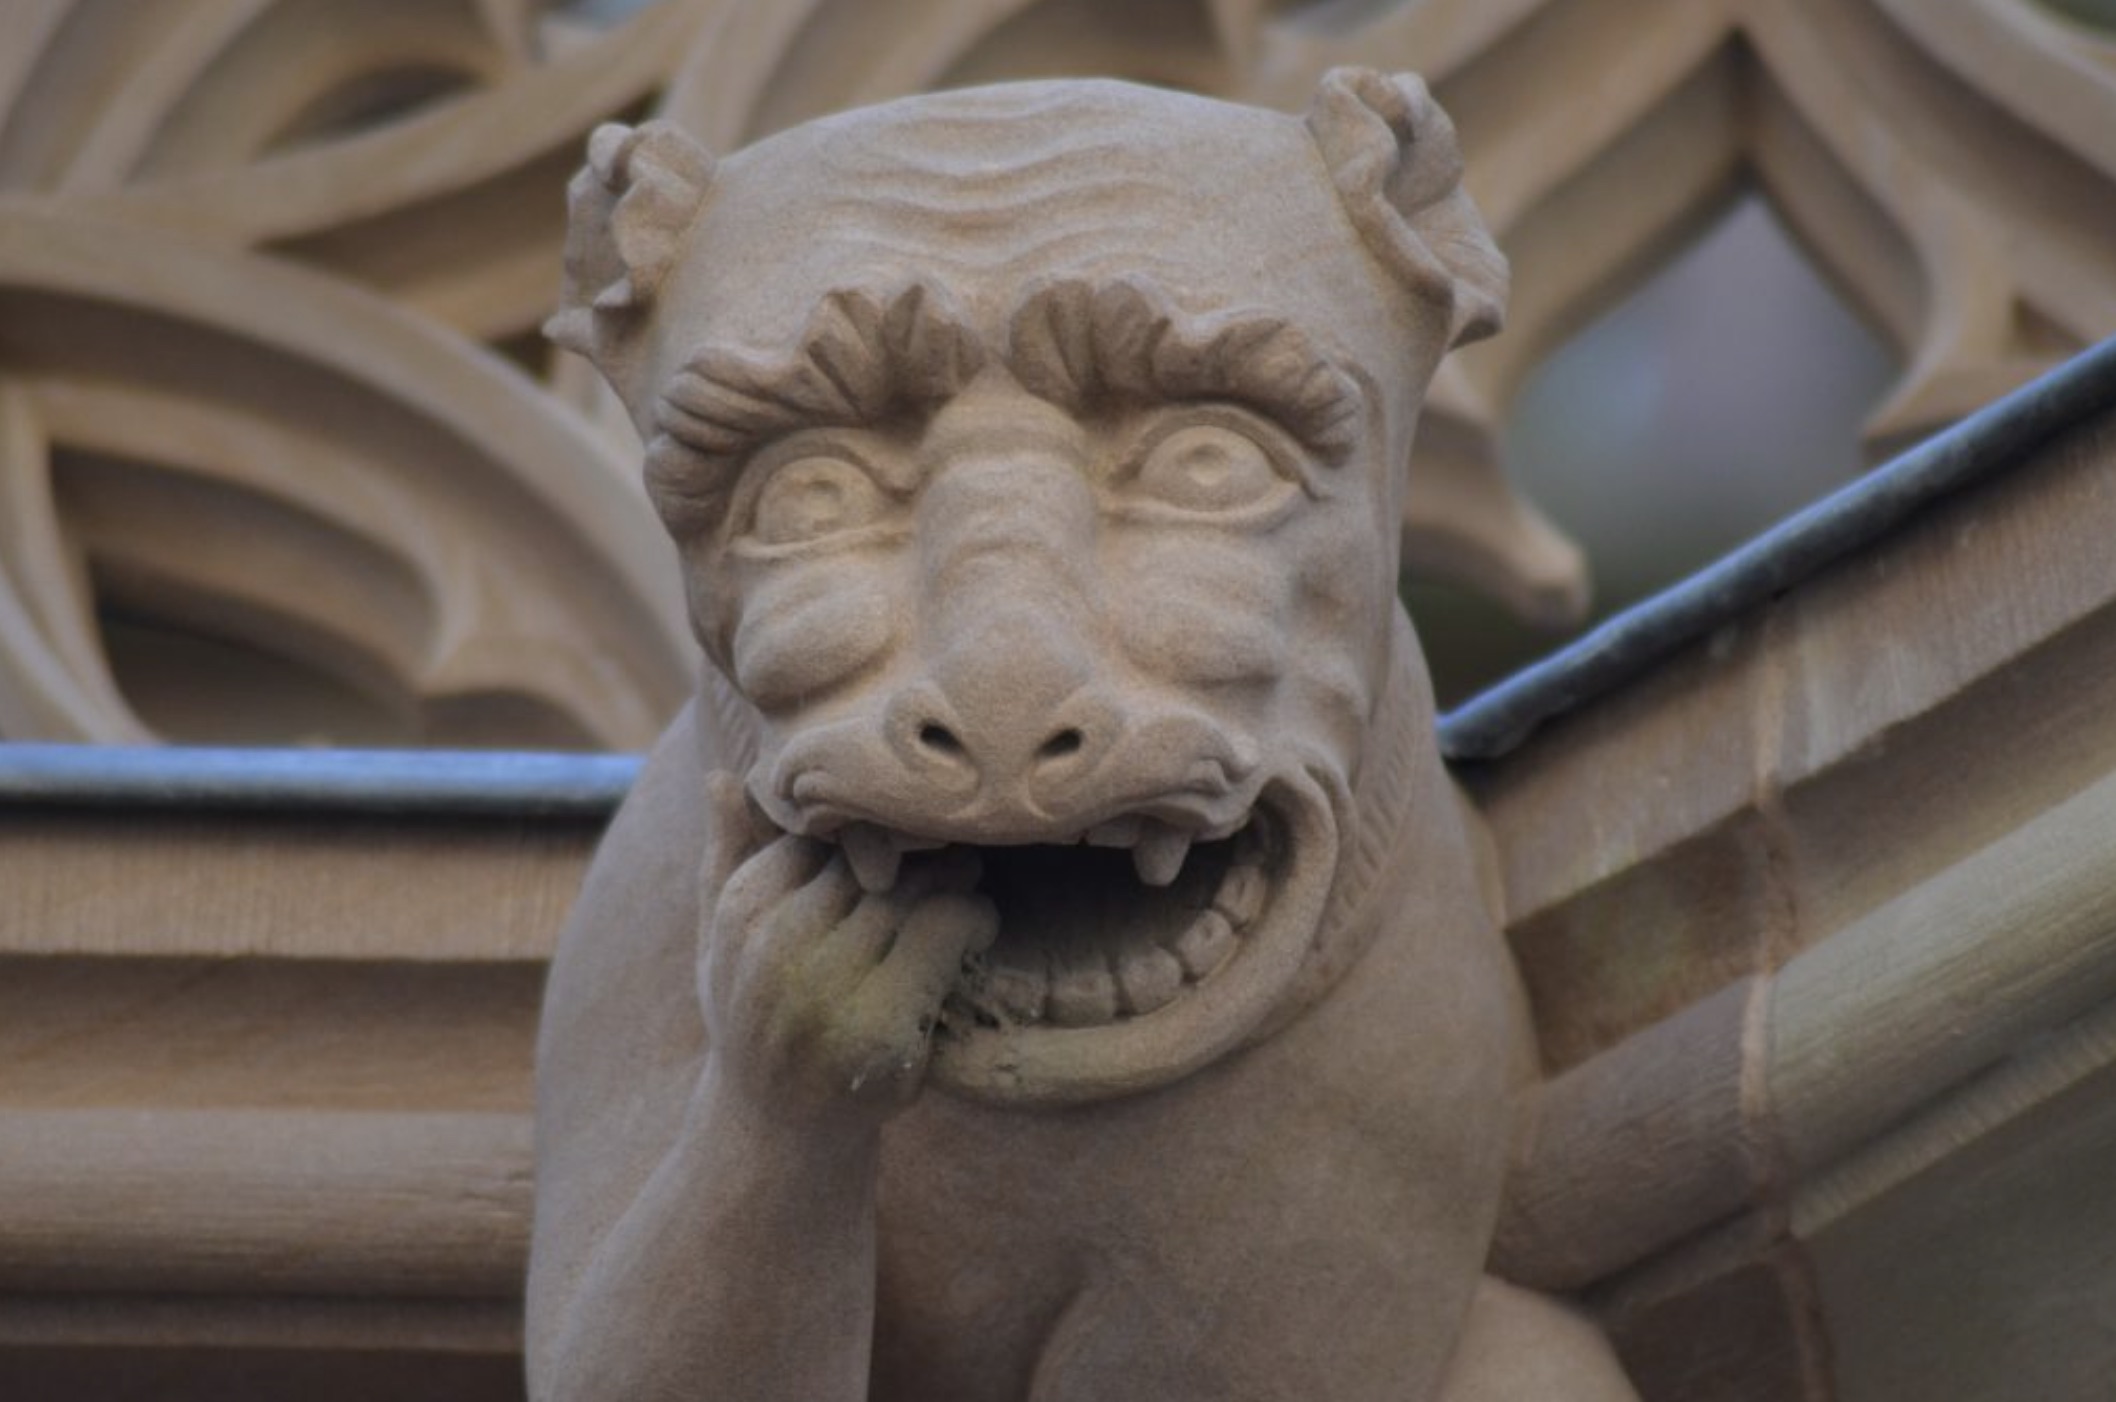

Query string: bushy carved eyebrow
1006 278 1363 462
647 282 986 535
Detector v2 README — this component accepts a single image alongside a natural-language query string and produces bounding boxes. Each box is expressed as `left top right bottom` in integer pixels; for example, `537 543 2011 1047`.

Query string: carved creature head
553 72 1505 1105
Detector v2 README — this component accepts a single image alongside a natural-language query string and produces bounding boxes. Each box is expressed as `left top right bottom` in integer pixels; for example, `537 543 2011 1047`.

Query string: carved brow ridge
654 277 1365 467
647 283 986 535
1005 278 1363 462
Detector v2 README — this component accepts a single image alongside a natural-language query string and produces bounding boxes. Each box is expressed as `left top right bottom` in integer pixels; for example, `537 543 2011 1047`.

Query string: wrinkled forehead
657 81 1404 364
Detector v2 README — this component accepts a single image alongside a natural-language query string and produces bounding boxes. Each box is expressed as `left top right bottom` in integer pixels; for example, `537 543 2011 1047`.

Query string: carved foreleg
536 776 995 1402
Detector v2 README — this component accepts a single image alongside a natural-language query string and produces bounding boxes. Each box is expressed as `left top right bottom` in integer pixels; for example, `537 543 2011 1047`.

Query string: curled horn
1305 68 1506 350
546 120 717 402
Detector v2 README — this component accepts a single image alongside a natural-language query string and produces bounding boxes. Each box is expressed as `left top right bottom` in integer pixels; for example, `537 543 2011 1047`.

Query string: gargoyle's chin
811 770 1339 1107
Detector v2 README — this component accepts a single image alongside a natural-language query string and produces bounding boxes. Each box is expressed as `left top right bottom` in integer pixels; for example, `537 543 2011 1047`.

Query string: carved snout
885 606 1122 809
877 452 1118 815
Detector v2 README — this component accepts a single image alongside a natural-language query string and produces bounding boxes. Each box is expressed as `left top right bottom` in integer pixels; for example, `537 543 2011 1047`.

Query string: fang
1132 822 1193 888
841 823 903 894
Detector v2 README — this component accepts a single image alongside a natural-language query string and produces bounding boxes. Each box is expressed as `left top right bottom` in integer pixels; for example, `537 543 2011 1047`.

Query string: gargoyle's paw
867 891 1001 1019
835 890 999 1107
699 769 782 896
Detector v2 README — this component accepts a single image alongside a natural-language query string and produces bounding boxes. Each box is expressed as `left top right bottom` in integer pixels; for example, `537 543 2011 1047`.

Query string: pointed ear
545 120 717 400
1305 68 1506 350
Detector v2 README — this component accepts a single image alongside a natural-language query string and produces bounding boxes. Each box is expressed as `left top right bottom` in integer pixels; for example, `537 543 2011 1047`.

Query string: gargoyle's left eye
749 454 887 545
1128 423 1290 516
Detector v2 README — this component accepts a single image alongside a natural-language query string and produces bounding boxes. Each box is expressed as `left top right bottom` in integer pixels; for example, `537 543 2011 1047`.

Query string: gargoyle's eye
748 454 887 545
1128 423 1289 515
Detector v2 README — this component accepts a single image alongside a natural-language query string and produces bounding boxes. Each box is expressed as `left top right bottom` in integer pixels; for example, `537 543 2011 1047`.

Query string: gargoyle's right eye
748 454 887 546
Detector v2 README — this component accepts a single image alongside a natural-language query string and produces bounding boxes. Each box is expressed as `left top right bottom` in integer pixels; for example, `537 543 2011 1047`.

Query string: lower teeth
1170 908 1237 979
950 853 1268 1029
1047 960 1119 1027
1116 946 1185 1015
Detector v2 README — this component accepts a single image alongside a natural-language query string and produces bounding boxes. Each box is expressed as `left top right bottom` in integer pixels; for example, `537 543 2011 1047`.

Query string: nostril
918 722 964 756
1038 728 1085 761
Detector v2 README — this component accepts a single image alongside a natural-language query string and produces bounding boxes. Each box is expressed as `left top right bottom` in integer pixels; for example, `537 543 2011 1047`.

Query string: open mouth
941 813 1272 1029
809 776 1338 1105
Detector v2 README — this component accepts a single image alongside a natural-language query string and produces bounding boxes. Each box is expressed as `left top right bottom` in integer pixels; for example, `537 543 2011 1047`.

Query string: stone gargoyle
527 70 1640 1401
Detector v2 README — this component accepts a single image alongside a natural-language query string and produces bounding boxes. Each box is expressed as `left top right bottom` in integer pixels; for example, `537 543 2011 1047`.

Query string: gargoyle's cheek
1115 601 1286 689
1269 533 1396 757
730 559 905 710
1109 540 1293 689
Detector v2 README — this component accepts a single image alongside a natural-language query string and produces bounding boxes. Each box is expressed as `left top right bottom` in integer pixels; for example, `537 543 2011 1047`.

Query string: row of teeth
975 860 1269 1027
836 814 1243 895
